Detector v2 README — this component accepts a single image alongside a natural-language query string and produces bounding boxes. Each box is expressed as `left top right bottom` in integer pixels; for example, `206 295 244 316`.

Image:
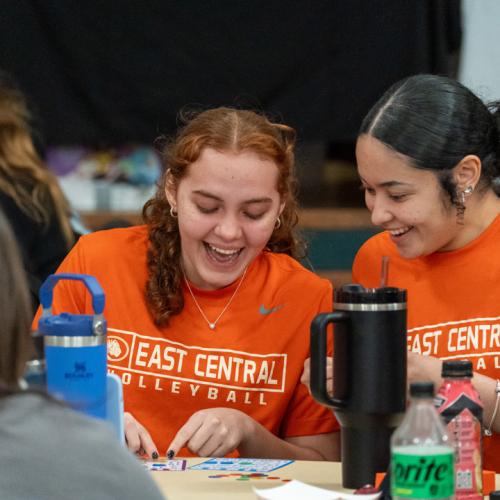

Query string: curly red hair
143 107 303 326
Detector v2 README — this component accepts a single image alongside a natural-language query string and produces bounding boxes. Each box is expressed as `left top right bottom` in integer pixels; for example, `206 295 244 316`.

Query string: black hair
359 74 500 206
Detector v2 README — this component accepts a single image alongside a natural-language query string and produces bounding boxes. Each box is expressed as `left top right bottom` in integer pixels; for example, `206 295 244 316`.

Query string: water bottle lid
441 360 473 378
410 381 434 398
38 313 106 337
334 284 406 304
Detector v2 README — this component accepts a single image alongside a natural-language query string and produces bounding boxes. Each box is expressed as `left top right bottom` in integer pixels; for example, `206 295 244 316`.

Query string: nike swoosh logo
259 304 284 315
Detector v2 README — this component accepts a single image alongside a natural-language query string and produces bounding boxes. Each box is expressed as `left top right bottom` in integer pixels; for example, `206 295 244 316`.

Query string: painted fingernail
152 451 159 459
167 449 175 459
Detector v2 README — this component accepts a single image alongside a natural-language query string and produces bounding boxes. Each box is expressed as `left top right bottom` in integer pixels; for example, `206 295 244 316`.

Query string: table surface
149 458 345 499
149 459 500 500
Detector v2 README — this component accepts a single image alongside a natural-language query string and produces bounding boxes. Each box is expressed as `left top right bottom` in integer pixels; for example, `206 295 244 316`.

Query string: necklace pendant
183 267 248 334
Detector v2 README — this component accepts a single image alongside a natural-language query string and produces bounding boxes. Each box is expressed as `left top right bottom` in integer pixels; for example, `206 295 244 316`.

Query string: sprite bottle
391 382 455 500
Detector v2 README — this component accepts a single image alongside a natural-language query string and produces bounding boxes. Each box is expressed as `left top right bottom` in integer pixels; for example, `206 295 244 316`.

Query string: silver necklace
183 268 248 330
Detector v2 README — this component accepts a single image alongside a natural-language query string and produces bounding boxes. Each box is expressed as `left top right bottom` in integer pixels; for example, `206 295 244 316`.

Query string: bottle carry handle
39 273 106 335
310 311 348 408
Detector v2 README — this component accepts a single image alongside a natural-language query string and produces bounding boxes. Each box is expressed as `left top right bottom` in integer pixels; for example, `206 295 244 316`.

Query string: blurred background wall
4 0 495 282
0 1 460 149
459 0 500 103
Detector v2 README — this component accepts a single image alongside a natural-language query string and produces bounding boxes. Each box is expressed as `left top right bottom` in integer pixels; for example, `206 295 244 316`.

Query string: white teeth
389 227 411 236
208 244 240 255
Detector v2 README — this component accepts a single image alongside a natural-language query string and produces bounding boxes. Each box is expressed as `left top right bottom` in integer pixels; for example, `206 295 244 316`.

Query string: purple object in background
46 145 161 186
46 146 88 176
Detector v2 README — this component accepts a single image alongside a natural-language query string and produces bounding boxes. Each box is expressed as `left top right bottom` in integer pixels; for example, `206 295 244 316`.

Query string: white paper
253 480 381 500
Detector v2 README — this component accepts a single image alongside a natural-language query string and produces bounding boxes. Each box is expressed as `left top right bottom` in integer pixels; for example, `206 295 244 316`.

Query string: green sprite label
391 446 454 498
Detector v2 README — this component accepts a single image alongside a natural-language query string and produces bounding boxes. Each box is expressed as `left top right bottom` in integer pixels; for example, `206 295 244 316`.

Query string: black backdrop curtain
0 0 460 147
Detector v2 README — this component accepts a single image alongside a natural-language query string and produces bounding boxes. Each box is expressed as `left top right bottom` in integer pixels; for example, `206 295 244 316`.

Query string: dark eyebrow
380 181 413 188
359 178 413 188
192 190 273 205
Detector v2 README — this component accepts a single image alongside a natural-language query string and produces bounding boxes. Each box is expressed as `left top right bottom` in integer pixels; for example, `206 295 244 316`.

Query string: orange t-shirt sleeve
279 285 339 437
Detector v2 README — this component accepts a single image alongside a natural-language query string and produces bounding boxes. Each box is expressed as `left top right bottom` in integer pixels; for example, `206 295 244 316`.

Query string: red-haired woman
35 108 339 461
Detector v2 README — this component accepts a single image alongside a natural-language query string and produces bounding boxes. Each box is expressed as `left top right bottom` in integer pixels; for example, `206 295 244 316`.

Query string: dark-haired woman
352 74 500 471
34 107 339 461
0 209 165 499
0 72 74 309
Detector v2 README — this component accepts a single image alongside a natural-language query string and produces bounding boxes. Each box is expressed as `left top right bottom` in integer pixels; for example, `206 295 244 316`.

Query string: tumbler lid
441 360 473 378
38 313 106 337
410 381 434 398
334 284 406 305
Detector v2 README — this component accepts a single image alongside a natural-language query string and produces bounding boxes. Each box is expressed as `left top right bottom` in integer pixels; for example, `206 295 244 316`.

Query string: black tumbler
310 284 407 489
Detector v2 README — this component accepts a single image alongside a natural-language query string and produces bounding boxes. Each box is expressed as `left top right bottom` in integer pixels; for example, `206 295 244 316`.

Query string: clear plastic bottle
391 382 455 500
435 360 483 500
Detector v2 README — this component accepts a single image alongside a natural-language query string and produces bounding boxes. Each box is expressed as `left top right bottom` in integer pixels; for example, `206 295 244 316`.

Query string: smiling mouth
204 242 243 263
388 226 413 238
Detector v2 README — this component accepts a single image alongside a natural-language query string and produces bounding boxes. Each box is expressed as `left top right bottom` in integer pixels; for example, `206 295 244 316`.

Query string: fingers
327 378 333 396
167 409 243 457
124 412 159 459
195 431 226 457
325 357 333 375
326 356 333 396
124 412 141 452
166 412 205 458
207 438 234 458
137 425 159 459
301 358 311 393
194 419 238 457
326 358 333 396
302 357 334 396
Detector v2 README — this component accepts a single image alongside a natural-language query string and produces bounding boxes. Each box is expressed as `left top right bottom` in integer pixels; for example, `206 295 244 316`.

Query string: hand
301 357 333 397
407 351 442 388
124 412 159 459
167 408 253 457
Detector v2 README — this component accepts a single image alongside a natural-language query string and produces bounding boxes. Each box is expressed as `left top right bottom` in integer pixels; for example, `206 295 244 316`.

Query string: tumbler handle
40 273 105 316
310 311 348 408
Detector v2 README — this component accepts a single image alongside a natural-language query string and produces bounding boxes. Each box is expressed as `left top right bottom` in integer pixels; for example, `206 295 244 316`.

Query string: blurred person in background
0 70 75 310
0 208 164 499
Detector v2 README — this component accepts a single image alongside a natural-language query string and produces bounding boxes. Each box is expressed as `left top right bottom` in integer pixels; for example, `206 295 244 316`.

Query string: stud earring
170 207 178 218
463 185 474 195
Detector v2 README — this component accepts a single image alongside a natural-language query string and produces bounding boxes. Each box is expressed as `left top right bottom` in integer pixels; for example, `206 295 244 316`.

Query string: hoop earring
274 217 281 229
170 207 178 218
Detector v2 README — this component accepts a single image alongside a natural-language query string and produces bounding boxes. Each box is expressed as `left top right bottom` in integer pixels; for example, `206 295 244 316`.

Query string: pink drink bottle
435 360 483 500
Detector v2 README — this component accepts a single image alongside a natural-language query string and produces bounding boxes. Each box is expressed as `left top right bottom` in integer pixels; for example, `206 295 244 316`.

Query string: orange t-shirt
34 226 338 455
352 215 500 472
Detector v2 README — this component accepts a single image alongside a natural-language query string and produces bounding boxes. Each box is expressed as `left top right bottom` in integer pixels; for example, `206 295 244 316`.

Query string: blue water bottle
38 273 107 419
